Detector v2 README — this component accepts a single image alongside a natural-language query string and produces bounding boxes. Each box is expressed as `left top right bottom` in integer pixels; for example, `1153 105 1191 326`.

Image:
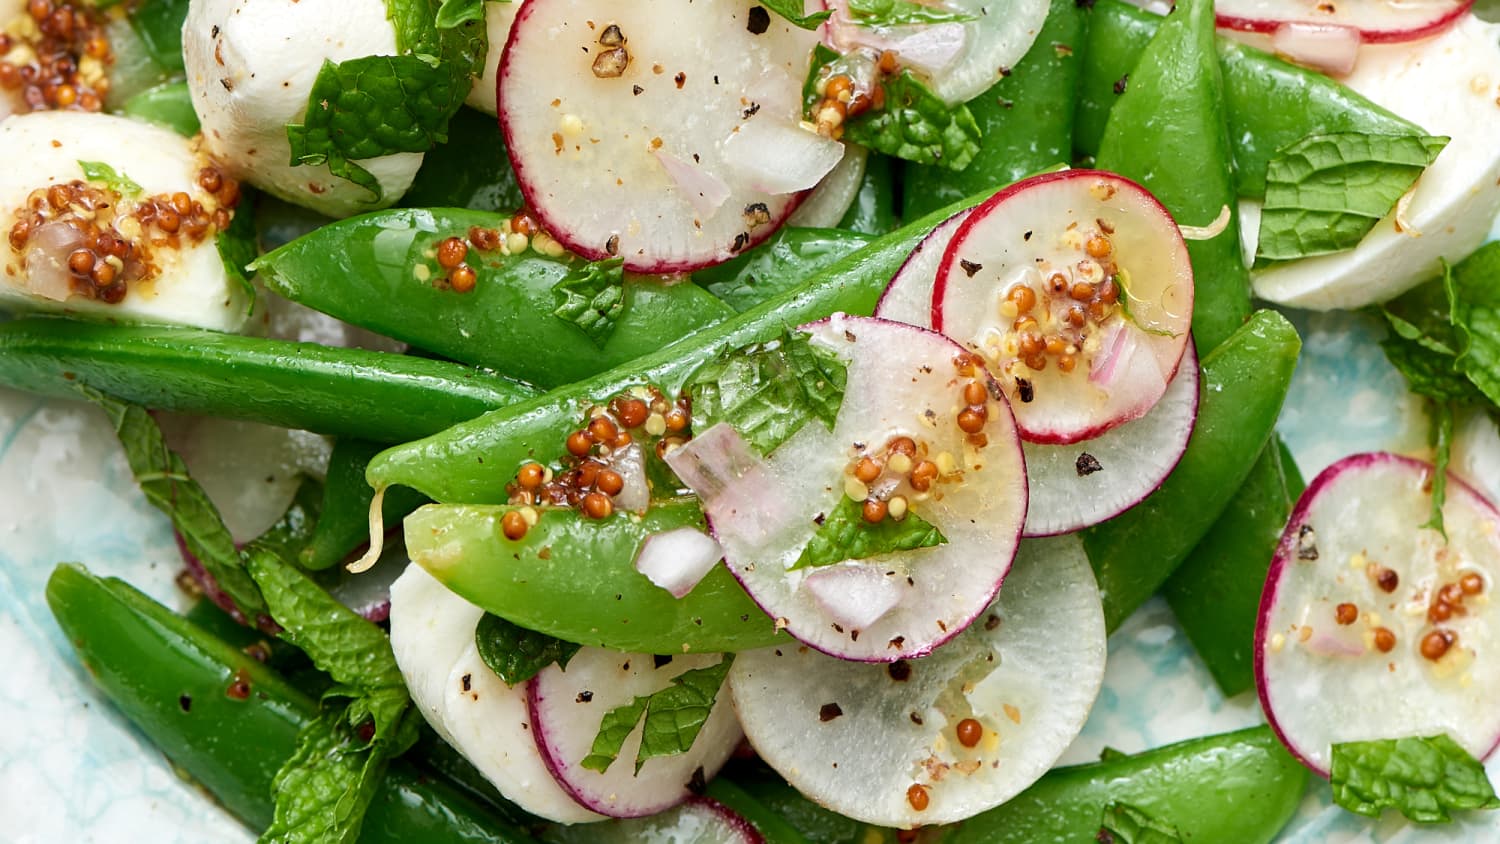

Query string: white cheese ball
464 0 519 116
0 111 250 332
182 0 424 218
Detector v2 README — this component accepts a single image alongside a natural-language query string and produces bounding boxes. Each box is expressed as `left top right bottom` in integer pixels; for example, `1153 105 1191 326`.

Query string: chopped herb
434 0 494 28
581 656 733 774
790 495 947 570
551 257 626 344
78 160 143 196
474 612 581 686
1097 802 1182 843
846 0 975 26
755 0 832 29
215 187 260 313
1331 734 1500 823
843 70 982 172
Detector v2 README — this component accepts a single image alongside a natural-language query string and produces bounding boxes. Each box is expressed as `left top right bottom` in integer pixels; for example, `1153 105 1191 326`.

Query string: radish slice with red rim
1021 343 1199 537
787 145 870 230
545 797 765 843
1216 0 1473 44
676 314 1027 662
874 207 973 327
729 535 1106 827
527 649 743 818
1256 452 1500 776
498 0 822 272
934 169 1193 445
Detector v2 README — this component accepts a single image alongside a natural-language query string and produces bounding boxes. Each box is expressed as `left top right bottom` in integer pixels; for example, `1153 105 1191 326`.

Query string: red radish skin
874 208 973 327
933 170 1193 445
1216 0 1473 44
1255 452 1500 776
497 0 821 272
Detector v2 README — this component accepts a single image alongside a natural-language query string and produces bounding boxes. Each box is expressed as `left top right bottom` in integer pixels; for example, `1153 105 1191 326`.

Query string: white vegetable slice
465 0 521 116
0 112 252 331
787 145 870 230
822 0 1050 106
635 527 725 599
388 565 602 824
934 169 1193 445
1216 0 1471 43
730 535 1106 828
498 0 821 272
546 797 765 843
1248 15 1500 310
1256 452 1500 776
527 649 743 817
679 314 1027 662
874 207 973 327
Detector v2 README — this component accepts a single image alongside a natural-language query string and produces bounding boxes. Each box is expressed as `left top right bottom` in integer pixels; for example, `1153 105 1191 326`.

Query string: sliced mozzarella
730 536 1106 827
0 112 250 331
182 0 423 218
466 0 521 116
388 565 602 824
1249 15 1500 309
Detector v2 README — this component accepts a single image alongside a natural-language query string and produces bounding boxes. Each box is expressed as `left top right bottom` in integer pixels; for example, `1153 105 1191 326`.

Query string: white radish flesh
388 565 602 823
730 535 1106 827
466 1 521 116
635 527 725 599
546 797 765 843
699 315 1028 662
1256 452 1500 776
527 649 743 817
787 145 870 230
1216 0 1471 43
874 208 973 327
934 169 1193 445
498 0 821 272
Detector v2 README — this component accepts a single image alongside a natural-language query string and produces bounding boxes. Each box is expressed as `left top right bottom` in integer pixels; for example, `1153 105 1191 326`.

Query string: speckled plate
3 303 1500 841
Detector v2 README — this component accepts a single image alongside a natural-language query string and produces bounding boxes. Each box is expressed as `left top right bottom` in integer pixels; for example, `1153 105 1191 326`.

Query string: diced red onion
823 0 967 76
24 221 85 302
663 423 788 545
634 527 725 598
1271 23 1361 75
609 442 651 515
723 119 845 195
654 149 732 218
799 564 908 631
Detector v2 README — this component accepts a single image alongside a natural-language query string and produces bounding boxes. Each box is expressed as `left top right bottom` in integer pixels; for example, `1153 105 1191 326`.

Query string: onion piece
1271 23 1361 75
634 527 724 599
653 149 732 218
723 120 845 196
800 564 907 631
24 222 85 302
825 8 968 78
663 423 793 545
608 443 652 515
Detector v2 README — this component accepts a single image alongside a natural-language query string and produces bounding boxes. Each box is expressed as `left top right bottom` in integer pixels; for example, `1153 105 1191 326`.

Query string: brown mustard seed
957 407 986 434
66 248 92 275
1461 572 1485 595
665 408 689 432
888 436 917 457
1420 629 1455 661
1374 566 1399 593
910 460 939 492
906 784 929 812
596 469 625 497
1007 285 1036 313
1373 627 1397 653
588 416 618 443
955 718 983 748
854 457 881 484
516 462 545 489
566 430 594 457
1085 234 1113 259
501 510 528 541
963 381 987 406
612 397 648 428
1334 603 1358 625
450 265 477 293
437 236 468 269
862 498 888 524
581 492 614 520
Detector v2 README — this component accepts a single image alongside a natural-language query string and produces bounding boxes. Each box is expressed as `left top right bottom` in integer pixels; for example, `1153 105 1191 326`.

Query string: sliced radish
498 0 821 272
527 649 743 817
934 169 1193 445
1216 0 1472 44
546 797 764 843
729 535 1106 827
1021 343 1199 537
1256 452 1500 776
682 314 1027 662
873 207 973 327
388 564 602 823
635 527 725 599
822 0 1050 106
787 145 870 230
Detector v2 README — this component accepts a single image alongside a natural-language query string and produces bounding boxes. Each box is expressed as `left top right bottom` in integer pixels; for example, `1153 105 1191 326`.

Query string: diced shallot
609 443 651 515
723 120 845 196
24 222 85 302
635 527 725 599
800 564 908 631
1270 23 1361 75
654 149 732 218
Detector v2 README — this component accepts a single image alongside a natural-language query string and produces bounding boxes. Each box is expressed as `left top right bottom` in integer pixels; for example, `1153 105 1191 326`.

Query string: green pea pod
1095 0 1248 353
694 227 877 312
837 152 900 236
45 563 537 842
405 500 783 653
0 319 536 443
129 0 189 72
302 439 430 570
402 106 525 213
902 0 1086 218
1076 0 1420 198
368 193 988 504
121 81 200 136
1082 309 1301 631
255 208 737 388
944 727 1307 843
1163 436 1305 696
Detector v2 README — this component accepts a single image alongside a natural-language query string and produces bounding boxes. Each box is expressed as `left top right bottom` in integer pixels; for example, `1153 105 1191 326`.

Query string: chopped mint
757 0 832 30
216 187 260 313
551 257 626 344
1331 734 1500 823
843 70 981 172
78 160 143 196
791 494 947 570
474 612 581 686
1097 802 1183 844
581 656 733 774
847 0 974 26
687 330 847 457
434 0 496 28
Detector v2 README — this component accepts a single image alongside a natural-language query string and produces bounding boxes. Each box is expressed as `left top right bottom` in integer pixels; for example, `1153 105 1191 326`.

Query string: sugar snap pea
301 439 430 570
693 227 877 312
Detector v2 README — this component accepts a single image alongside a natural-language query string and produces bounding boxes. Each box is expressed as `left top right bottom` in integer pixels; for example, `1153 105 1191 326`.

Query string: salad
2 0 1500 840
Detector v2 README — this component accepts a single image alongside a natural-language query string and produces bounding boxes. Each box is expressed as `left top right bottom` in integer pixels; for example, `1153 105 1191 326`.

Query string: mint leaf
1331 734 1500 823
435 0 493 28
78 160 142 196
844 70 981 171
1098 803 1183 844
847 0 974 26
216 187 259 313
791 494 947 570
757 0 832 29
580 656 733 774
1255 133 1448 263
551 257 626 344
1448 242 1500 407
1422 401 1455 537
474 612 580 686
686 329 848 457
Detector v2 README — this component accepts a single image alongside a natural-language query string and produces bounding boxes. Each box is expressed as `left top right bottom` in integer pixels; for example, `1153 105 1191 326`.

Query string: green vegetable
79 160 143 196
551 258 626 344
946 727 1307 844
687 330 848 457
1256 134 1448 263
406 500 782 653
286 4 486 199
255 208 736 388
790 495 946 570
694 227 877 312
1095 0 1247 353
1331 735 1500 823
1083 310 1301 630
903 0 1085 218
838 153 899 236
435 0 492 28
218 189 261 309
1448 243 1500 404
121 81 201 136
1097 803 1182 844
845 0 974 26
719 765 872 844
302 439 430 571
401 107 524 212
474 613 581 686
129 0 190 72
581 657 733 774
701 777 813 844
758 0 832 29
45 564 536 842
0 319 537 443
845 71 982 171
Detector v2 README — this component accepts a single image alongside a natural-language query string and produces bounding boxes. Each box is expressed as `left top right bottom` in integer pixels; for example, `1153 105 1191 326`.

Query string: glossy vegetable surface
301 439 429 571
693 228 876 313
